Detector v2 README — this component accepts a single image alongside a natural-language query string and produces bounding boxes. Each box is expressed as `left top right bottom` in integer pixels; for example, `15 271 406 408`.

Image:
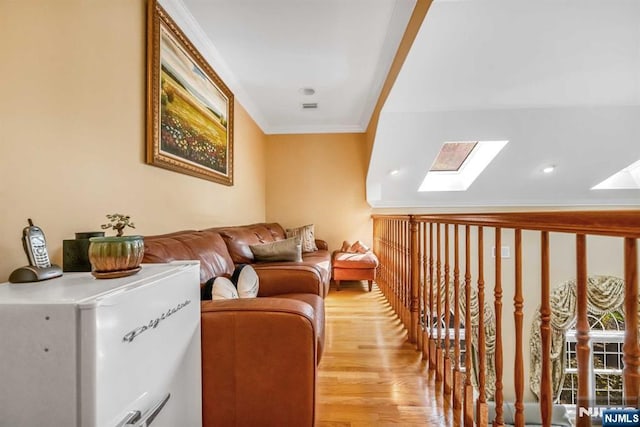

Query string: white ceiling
161 0 640 208
368 0 640 207
163 0 416 134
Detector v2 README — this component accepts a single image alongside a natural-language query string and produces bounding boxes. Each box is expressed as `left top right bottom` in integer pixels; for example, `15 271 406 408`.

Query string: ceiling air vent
302 103 318 110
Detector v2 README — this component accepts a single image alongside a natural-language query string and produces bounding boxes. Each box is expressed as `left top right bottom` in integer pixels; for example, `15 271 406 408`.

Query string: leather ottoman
332 251 379 291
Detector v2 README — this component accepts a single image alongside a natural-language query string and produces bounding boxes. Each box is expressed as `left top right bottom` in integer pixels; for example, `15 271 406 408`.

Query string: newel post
410 216 419 344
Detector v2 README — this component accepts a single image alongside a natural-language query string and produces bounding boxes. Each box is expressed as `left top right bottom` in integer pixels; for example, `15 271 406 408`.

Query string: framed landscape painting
146 0 234 185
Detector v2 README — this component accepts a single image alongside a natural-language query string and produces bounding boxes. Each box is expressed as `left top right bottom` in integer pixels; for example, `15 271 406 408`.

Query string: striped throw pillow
286 224 318 253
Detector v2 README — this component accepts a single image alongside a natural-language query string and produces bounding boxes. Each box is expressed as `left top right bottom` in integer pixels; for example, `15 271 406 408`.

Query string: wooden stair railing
372 211 640 427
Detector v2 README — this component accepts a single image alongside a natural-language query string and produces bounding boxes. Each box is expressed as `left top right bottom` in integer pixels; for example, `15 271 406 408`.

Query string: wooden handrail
372 211 640 238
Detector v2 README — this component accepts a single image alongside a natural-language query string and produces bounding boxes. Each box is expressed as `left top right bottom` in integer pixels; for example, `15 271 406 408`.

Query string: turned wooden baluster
399 221 404 320
401 220 405 320
494 228 504 427
514 229 525 426
410 218 419 345
444 224 452 394
380 220 385 294
464 225 474 427
382 220 387 297
436 223 443 381
418 223 424 355
380 221 385 294
453 224 463 410
477 226 488 426
406 220 412 330
540 231 552 427
393 220 402 317
422 222 430 359
385 220 391 296
623 238 640 406
393 221 398 313
429 222 436 371
575 234 591 427
417 222 424 353
400 221 406 327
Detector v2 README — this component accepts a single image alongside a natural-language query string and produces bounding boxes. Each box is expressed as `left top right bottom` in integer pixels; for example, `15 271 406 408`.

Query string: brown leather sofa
142 223 330 427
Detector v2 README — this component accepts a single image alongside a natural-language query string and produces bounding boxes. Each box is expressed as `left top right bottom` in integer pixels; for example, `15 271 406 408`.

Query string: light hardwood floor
316 281 459 427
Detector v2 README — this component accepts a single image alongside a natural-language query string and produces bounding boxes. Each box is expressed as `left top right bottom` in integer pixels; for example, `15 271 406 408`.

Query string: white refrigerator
0 261 202 427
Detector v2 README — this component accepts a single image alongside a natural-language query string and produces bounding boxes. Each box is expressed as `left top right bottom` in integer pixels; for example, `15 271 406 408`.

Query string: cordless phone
10 219 62 283
22 218 52 268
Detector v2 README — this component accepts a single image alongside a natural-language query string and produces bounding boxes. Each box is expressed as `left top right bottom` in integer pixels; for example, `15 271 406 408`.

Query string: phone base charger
9 265 63 283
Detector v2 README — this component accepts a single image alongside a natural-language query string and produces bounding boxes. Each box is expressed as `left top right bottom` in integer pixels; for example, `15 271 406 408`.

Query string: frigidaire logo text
122 300 191 343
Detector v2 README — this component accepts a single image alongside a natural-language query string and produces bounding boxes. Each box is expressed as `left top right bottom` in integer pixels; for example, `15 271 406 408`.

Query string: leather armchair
201 298 318 427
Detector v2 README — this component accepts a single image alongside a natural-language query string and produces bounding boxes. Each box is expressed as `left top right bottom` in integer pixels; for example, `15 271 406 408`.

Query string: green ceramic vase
88 235 144 274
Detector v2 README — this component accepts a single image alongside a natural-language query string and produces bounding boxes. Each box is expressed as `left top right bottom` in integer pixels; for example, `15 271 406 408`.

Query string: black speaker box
63 232 104 272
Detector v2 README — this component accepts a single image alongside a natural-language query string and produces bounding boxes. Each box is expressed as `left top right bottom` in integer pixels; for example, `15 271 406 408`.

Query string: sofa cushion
349 240 370 253
333 252 379 269
231 264 260 298
262 222 287 240
250 237 302 263
286 224 318 253
214 224 279 264
143 230 235 285
211 277 239 300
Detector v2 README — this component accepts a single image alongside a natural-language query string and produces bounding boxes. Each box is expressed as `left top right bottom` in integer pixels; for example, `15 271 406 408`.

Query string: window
558 311 625 406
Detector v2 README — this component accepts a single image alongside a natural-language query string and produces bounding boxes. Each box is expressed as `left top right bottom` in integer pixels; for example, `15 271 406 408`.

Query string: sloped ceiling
368 0 640 207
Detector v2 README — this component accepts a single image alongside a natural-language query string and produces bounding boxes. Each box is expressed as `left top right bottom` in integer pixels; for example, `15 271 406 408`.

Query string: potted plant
88 214 144 278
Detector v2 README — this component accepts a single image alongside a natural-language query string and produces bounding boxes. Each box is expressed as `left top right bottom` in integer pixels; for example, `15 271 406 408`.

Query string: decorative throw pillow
250 237 302 263
340 240 351 252
231 264 259 298
201 277 216 300
211 277 239 300
350 240 370 253
285 224 318 253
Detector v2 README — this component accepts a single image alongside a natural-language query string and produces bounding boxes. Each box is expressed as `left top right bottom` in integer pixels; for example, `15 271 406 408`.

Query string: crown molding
265 124 365 135
158 0 271 132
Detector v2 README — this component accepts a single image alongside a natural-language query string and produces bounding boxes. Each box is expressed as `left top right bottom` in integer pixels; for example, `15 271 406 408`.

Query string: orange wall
265 133 372 252
0 0 267 281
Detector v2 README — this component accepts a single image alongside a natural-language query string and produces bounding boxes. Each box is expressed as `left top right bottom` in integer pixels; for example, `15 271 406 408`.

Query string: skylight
592 159 640 190
419 140 508 192
430 141 477 171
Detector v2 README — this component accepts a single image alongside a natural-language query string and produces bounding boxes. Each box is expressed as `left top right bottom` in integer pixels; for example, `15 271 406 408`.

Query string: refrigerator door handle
116 411 141 427
127 393 171 427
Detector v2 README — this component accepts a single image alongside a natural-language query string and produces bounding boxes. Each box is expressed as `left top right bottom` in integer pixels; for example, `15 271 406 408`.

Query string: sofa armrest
315 239 328 251
252 264 324 297
201 298 317 427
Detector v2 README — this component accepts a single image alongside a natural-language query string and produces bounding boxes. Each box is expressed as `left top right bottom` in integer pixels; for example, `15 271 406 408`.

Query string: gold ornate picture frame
146 0 234 185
